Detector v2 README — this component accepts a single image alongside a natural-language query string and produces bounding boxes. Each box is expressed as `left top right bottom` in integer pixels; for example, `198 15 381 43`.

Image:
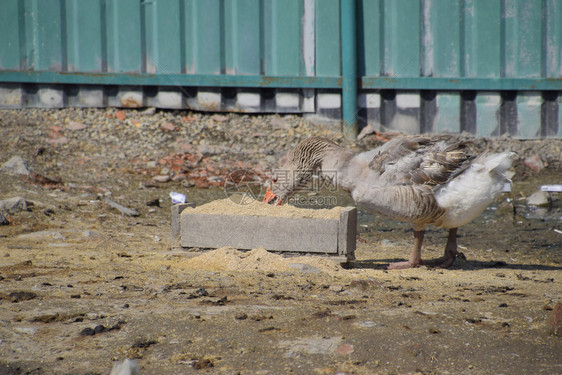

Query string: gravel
0 108 344 188
0 106 560 204
2 107 560 172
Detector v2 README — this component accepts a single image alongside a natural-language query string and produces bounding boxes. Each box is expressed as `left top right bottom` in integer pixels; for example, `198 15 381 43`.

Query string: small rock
380 239 396 246
81 321 126 337
50 125 63 133
465 318 482 324
104 198 140 217
279 336 343 355
197 144 227 156
153 175 171 183
18 230 65 241
82 230 101 238
94 325 106 334
146 198 160 207
523 154 544 173
141 107 156 115
80 327 96 336
187 287 209 299
288 263 321 274
258 326 280 333
47 137 69 145
161 122 176 131
86 313 99 320
350 279 382 291
197 144 212 156
32 313 61 323
110 358 140 375
527 191 550 206
357 124 376 140
115 110 127 121
356 321 381 328
235 313 248 320
174 143 194 153
270 116 291 130
14 327 37 335
131 338 158 348
0 197 27 214
210 114 228 122
328 285 344 292
212 296 228 305
8 291 38 303
1 156 30 175
335 343 354 355
192 357 215 369
66 121 87 131
250 314 273 321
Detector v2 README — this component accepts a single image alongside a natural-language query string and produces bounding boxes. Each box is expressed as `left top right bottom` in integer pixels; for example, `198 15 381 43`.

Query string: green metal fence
0 0 561 138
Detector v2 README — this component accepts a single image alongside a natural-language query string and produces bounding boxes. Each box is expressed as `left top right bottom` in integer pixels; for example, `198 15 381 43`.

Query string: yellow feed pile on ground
184 197 343 219
177 247 342 274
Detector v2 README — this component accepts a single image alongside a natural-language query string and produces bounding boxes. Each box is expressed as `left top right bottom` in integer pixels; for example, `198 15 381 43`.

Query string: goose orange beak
263 186 282 206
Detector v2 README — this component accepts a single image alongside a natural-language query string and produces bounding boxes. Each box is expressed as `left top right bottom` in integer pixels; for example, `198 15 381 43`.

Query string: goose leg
387 230 425 270
425 228 458 268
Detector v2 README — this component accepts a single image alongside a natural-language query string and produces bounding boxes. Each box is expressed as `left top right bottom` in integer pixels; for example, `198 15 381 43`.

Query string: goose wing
368 136 475 187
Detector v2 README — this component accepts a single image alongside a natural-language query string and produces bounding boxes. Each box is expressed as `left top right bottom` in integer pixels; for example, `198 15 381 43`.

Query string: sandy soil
0 108 560 375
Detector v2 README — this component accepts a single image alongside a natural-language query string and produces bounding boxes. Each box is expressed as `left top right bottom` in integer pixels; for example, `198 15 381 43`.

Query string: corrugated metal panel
0 1 21 70
382 0 421 77
463 0 502 78
0 0 331 113
0 0 560 138
316 0 341 77
358 0 562 138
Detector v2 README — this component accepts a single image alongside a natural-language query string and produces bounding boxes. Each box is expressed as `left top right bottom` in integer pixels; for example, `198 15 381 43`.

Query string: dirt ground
0 108 561 375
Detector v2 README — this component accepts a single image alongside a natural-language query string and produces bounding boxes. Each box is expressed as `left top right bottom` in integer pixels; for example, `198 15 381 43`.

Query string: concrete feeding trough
171 198 356 262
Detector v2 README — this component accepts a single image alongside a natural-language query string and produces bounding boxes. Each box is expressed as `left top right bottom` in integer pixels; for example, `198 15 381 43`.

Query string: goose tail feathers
472 152 516 177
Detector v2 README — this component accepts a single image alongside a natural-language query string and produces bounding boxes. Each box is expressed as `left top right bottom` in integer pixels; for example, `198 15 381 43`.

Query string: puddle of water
516 204 562 221
514 198 562 221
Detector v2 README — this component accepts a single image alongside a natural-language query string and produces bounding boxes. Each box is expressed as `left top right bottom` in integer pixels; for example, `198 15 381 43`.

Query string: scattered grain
183 197 343 219
176 247 341 274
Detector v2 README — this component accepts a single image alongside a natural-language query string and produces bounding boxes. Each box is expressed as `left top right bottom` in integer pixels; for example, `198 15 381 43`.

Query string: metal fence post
340 0 358 139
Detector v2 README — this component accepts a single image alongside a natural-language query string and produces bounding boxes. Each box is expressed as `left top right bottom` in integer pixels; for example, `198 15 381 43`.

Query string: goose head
263 137 341 205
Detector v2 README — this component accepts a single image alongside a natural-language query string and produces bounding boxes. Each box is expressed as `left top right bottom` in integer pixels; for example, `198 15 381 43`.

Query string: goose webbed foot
424 255 456 268
387 230 425 270
423 228 460 269
385 228 463 270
